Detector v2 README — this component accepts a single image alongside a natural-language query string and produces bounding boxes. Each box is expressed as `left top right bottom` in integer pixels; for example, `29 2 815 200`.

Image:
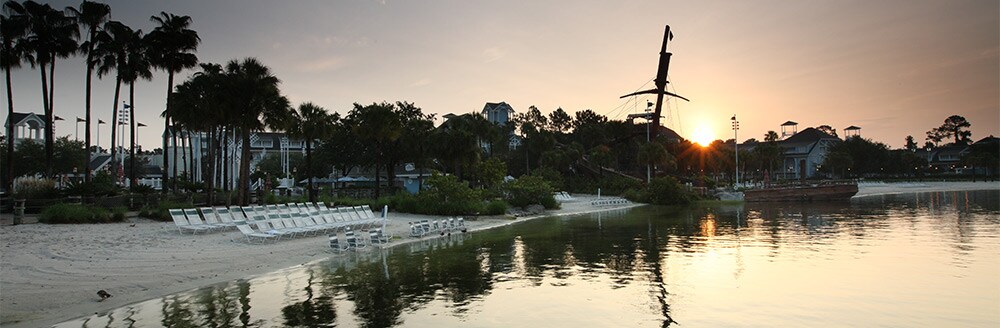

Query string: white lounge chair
369 228 389 246
169 209 212 234
235 221 278 244
183 208 225 231
345 227 366 249
329 233 348 252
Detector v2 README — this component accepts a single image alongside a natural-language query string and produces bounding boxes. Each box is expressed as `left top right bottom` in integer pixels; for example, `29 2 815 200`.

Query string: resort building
777 127 840 179
3 112 46 145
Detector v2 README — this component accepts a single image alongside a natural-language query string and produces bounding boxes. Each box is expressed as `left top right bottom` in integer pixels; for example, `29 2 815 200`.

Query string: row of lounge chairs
554 191 575 202
408 218 465 237
590 197 632 206
168 203 386 244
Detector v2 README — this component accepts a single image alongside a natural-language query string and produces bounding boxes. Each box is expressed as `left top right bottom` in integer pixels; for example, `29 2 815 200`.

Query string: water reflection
57 190 1000 327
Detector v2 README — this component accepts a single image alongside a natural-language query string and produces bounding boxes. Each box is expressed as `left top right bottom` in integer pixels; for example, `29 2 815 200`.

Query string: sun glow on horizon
692 123 716 147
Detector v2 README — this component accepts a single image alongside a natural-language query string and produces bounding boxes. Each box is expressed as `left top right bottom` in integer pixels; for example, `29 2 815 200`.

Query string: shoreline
2 181 998 327
0 194 635 328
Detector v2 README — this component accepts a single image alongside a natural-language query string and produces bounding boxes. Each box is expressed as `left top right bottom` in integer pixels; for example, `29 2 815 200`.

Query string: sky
3 0 998 150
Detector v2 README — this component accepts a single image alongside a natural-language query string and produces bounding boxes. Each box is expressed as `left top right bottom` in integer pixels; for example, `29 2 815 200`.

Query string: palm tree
6 1 66 176
288 102 336 203
119 28 152 188
67 0 110 183
348 103 403 198
147 11 199 193
92 20 131 180
225 58 291 205
1 8 28 191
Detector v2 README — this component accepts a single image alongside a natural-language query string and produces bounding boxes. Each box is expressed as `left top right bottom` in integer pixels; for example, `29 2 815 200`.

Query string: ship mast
620 25 689 140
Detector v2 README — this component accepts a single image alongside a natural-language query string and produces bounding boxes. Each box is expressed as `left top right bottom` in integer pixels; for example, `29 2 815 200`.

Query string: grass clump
40 204 124 224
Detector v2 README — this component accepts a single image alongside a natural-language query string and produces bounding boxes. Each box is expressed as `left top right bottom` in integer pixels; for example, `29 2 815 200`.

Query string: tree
572 109 607 129
170 62 225 203
348 102 401 199
1 8 28 190
6 1 78 177
67 0 110 184
519 105 548 132
92 20 130 179
118 28 152 188
764 130 779 142
816 125 837 138
147 11 200 193
904 135 917 151
925 128 945 147
432 113 481 179
224 58 291 205
933 115 972 145
287 102 336 202
821 150 853 178
548 107 572 133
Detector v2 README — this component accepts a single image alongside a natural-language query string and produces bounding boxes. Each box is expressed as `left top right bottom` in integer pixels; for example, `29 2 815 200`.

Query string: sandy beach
0 194 637 328
2 181 997 327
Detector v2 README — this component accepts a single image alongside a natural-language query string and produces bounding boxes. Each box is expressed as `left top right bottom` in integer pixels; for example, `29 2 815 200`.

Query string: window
255 139 273 148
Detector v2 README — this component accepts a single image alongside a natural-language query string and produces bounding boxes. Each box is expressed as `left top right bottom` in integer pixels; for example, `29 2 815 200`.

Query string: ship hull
744 183 858 202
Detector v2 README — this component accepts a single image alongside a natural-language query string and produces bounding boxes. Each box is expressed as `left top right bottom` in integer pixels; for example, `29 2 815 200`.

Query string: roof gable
781 127 839 144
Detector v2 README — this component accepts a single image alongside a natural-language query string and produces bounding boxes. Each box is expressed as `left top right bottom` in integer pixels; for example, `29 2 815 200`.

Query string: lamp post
731 115 739 188
75 117 84 141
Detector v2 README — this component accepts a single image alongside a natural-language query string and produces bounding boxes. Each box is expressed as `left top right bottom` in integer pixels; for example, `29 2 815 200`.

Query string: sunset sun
692 123 716 147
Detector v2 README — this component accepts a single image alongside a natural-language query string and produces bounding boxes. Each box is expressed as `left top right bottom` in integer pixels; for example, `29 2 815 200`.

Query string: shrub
130 184 155 194
505 175 558 209
13 176 58 199
416 174 484 215
646 177 692 205
65 171 121 197
484 200 508 215
530 167 564 191
111 207 128 221
40 203 124 224
140 200 194 221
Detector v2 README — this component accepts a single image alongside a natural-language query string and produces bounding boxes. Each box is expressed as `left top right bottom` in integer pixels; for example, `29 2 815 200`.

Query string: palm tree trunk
162 72 173 193
39 62 52 177
237 130 252 205
109 76 121 178
48 56 54 112
179 129 186 181
129 82 136 188
223 127 229 192
188 132 195 184
172 120 178 191
206 128 215 205
306 139 314 202
5 65 15 191
84 60 94 183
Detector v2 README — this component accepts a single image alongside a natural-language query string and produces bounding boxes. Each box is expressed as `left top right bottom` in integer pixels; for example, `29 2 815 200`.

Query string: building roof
972 135 998 145
4 112 44 129
845 125 861 130
781 121 798 126
781 127 839 144
89 154 113 171
482 102 514 114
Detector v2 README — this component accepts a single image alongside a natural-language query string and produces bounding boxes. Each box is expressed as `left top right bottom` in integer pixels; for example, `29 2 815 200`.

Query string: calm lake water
57 190 1000 327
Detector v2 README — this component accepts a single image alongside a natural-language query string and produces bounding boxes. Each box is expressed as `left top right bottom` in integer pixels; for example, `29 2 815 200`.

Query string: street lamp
731 114 739 188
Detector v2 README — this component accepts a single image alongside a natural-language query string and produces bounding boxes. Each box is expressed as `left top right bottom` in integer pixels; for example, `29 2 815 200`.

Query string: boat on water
744 181 858 202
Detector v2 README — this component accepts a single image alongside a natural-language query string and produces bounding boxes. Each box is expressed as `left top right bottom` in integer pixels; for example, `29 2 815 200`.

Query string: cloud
483 47 505 63
295 56 348 72
409 78 432 87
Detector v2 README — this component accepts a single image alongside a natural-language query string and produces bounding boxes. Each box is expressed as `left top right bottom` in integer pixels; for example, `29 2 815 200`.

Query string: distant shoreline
853 181 1000 198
